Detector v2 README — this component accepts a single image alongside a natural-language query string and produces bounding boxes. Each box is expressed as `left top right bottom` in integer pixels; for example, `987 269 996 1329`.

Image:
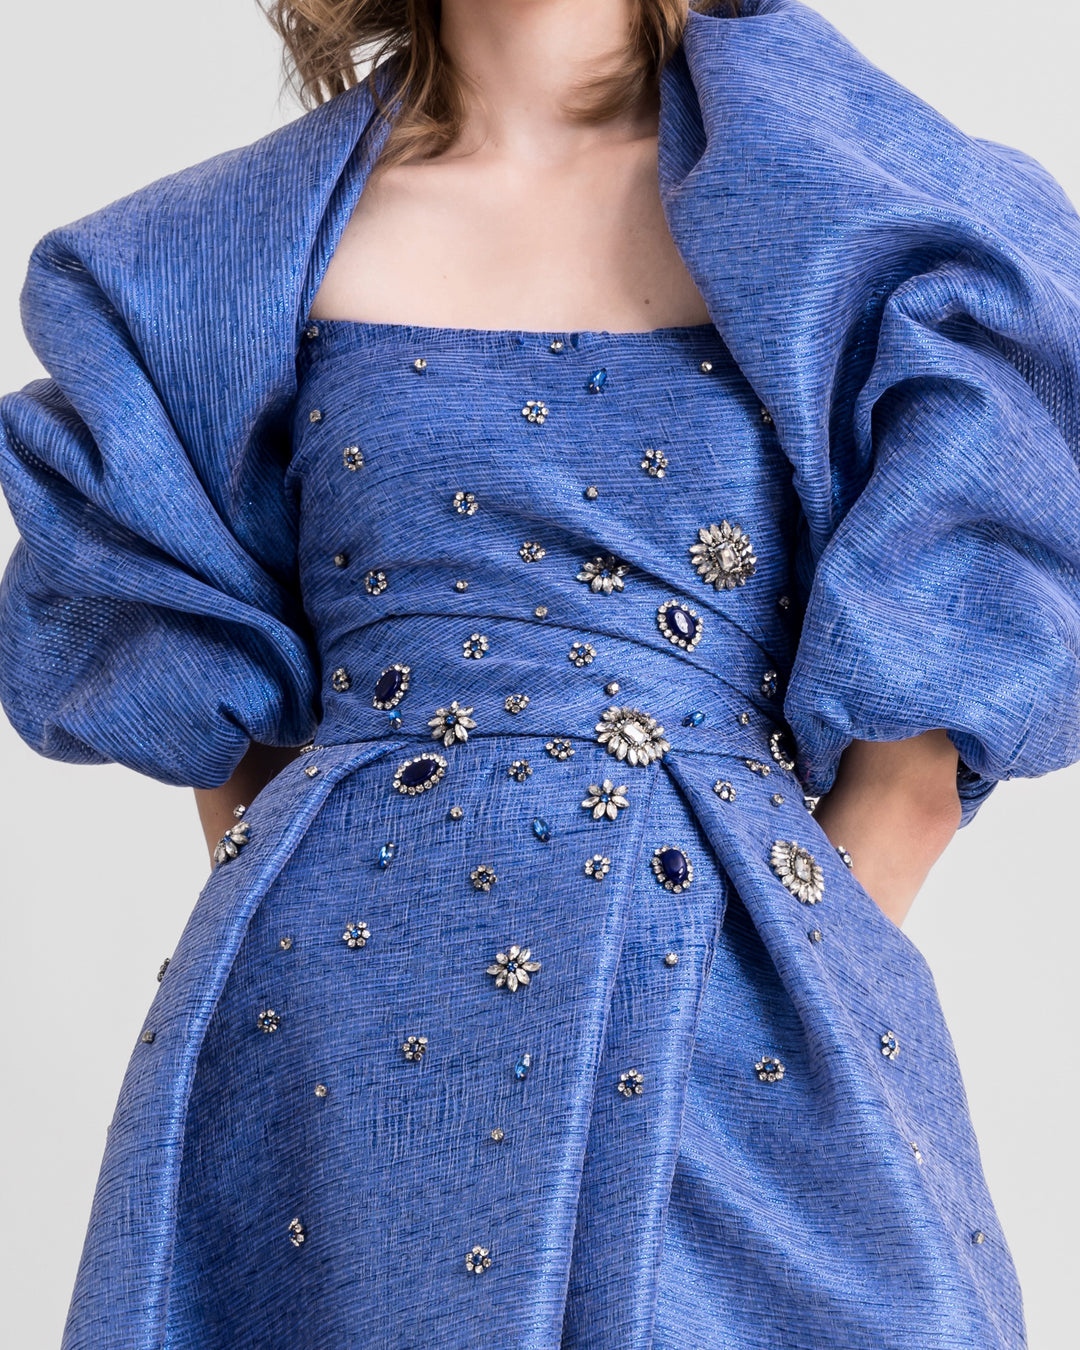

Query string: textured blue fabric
0 0 1078 1345
162 318 1017 1349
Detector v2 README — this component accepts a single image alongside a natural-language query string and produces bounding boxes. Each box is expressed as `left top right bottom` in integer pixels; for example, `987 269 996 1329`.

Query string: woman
2 0 1078 1345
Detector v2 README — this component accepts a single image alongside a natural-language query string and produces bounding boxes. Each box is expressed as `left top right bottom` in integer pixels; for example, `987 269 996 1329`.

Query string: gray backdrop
1 3 1076 1346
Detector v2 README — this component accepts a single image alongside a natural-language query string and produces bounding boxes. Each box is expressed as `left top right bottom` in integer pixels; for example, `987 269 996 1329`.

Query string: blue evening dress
155 316 1017 1348
6 2 1080 1344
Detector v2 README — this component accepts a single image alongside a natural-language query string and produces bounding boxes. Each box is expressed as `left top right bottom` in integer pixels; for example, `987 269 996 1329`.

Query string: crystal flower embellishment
581 779 630 821
641 447 668 477
213 819 251 867
576 554 630 594
769 840 825 905
690 520 757 590
486 945 541 992
428 700 477 747
595 706 670 767
755 1056 785 1083
342 921 371 949
617 1068 644 1098
466 1245 492 1274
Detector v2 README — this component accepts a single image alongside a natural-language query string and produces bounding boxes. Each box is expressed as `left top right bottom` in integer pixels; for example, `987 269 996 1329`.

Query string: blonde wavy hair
261 1 741 167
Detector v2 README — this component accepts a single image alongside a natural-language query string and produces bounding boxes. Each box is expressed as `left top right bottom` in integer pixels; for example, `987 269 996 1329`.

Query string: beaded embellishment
486 945 541 991
769 840 825 905
690 521 757 589
595 706 670 766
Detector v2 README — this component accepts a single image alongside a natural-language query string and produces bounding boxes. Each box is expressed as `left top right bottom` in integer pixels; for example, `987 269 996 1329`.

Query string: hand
811 730 962 928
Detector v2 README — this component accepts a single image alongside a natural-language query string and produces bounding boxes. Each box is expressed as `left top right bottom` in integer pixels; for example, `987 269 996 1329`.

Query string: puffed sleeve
665 0 1080 827
782 164 1080 825
0 229 319 788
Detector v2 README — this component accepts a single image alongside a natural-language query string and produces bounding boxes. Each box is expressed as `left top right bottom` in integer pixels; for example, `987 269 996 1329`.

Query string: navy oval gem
399 758 438 788
669 608 697 641
586 367 607 393
374 668 403 704
657 601 702 650
658 847 689 887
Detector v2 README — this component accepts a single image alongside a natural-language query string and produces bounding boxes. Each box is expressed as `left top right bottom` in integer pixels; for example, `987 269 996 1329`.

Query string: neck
438 0 665 161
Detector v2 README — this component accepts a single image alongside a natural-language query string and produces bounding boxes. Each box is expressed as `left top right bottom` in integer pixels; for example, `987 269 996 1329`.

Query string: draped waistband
312 613 805 779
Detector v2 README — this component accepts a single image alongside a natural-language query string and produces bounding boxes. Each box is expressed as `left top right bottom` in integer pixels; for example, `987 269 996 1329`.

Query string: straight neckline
300 316 719 356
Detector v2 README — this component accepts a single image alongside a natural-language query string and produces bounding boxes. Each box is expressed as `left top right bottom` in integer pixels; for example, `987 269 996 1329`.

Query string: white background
0 2 1077 1346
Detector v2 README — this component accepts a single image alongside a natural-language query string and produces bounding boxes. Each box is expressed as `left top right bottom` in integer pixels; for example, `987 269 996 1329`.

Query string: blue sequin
586 367 608 394
531 817 552 842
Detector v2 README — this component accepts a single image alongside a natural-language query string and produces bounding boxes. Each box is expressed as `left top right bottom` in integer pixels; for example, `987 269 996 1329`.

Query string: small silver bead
279 936 294 951
664 951 679 967
304 323 320 339
309 408 322 423
534 604 548 618
413 357 427 372
770 793 784 807
490 1127 505 1142
314 1083 328 1098
304 765 319 778
737 711 751 726
455 579 469 592
140 1029 156 1044
808 928 823 944
549 339 564 353
972 1230 986 1245
584 485 599 500
233 803 247 819
449 805 465 820
699 360 713 374
604 681 620 696
333 552 348 568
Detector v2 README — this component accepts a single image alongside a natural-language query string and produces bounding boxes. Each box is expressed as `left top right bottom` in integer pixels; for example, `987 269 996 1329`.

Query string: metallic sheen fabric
2 2 1079 1346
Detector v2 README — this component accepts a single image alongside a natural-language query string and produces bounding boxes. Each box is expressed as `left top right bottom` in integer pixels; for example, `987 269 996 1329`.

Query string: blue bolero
3 0 1080 825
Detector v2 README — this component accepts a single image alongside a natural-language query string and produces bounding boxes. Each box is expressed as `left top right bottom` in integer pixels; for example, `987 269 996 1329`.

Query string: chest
309 137 712 331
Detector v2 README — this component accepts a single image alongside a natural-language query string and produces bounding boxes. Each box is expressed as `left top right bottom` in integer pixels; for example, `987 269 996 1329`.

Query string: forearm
193 742 304 861
811 729 962 928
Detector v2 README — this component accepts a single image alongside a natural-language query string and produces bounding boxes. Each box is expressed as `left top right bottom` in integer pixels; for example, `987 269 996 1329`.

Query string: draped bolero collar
19 0 1080 567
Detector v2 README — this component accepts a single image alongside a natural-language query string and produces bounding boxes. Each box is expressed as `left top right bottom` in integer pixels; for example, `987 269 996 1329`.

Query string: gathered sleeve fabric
669 1 1080 825
0 226 320 789
783 238 1080 822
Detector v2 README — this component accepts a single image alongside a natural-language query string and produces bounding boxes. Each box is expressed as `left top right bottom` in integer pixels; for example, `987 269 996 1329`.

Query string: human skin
196 0 962 928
